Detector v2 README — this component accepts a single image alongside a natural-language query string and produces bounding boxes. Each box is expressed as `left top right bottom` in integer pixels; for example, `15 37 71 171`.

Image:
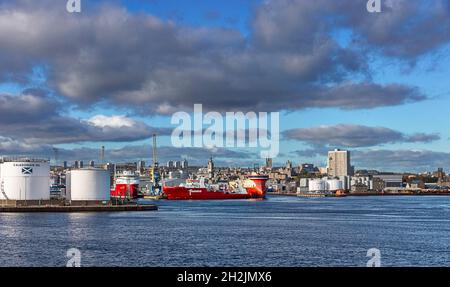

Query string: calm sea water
1 195 450 267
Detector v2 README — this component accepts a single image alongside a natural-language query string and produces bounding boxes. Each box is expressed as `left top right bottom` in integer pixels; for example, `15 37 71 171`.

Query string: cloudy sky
0 0 450 171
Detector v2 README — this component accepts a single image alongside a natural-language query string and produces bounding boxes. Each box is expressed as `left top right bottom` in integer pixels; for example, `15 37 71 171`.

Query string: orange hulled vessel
163 175 269 200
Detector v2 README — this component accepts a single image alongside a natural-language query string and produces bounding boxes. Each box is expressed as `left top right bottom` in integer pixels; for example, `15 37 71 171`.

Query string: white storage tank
309 179 325 192
68 168 110 201
326 179 343 191
0 159 50 200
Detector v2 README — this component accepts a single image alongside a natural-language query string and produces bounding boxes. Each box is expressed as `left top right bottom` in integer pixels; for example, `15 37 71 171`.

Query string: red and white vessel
163 175 269 200
111 171 140 199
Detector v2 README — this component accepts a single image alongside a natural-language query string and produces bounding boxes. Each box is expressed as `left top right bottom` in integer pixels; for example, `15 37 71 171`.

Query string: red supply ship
111 171 140 199
163 175 269 200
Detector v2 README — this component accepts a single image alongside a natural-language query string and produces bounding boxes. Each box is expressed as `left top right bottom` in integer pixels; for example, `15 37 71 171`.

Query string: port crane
150 133 161 195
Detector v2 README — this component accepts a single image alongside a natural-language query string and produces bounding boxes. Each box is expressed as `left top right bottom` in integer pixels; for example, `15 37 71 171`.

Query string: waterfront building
327 149 353 177
372 177 385 191
351 183 369 193
298 178 309 193
339 175 350 190
373 174 403 188
350 176 372 191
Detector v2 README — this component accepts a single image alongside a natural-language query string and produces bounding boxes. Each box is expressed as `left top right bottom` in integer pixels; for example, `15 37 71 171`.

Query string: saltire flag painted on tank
22 167 33 175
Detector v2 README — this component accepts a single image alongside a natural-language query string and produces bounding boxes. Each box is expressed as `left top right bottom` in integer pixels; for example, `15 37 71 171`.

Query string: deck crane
150 133 161 195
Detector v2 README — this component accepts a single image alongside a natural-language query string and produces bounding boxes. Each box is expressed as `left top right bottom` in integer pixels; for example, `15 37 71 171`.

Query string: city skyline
1 0 450 171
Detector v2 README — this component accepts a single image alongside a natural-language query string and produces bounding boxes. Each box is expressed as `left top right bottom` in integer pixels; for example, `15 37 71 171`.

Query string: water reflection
1 196 450 266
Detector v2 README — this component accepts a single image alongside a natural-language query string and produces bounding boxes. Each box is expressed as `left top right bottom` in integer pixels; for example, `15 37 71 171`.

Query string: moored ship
111 171 140 199
163 175 269 200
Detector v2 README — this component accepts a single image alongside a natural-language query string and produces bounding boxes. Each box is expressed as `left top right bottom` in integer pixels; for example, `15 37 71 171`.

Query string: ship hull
163 175 269 200
163 187 255 200
111 183 139 199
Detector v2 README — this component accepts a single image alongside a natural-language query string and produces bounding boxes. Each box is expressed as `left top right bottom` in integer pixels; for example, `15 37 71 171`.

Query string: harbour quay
0 202 157 213
0 157 157 213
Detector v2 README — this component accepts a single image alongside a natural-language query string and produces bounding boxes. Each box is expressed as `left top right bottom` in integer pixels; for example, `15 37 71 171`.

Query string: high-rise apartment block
327 149 353 177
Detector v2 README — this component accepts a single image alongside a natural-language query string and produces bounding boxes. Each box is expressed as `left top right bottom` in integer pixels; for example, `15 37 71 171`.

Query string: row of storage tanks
0 159 110 201
306 177 374 192
308 178 344 192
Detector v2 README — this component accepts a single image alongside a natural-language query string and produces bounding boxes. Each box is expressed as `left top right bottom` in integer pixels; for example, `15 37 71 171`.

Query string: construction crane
152 134 158 166
150 134 161 195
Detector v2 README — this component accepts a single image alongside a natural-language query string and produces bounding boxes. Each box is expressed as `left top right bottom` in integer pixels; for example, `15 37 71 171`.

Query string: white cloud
0 0 433 114
86 115 137 128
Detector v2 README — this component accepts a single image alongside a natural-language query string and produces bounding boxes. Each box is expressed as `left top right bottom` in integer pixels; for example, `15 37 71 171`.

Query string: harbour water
1 195 450 267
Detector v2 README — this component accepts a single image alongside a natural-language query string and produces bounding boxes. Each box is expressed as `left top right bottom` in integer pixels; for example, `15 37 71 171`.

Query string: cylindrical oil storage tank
326 179 343 191
0 159 50 200
309 179 325 192
68 168 110 201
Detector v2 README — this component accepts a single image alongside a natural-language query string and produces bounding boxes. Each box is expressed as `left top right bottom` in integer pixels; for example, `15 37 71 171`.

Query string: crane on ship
150 133 162 195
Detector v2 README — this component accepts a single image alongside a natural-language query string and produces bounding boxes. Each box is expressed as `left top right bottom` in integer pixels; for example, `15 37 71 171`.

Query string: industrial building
372 174 403 189
350 176 373 192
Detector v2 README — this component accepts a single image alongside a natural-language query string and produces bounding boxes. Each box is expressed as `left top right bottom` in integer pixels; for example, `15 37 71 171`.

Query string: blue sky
121 0 258 33
1 0 450 171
